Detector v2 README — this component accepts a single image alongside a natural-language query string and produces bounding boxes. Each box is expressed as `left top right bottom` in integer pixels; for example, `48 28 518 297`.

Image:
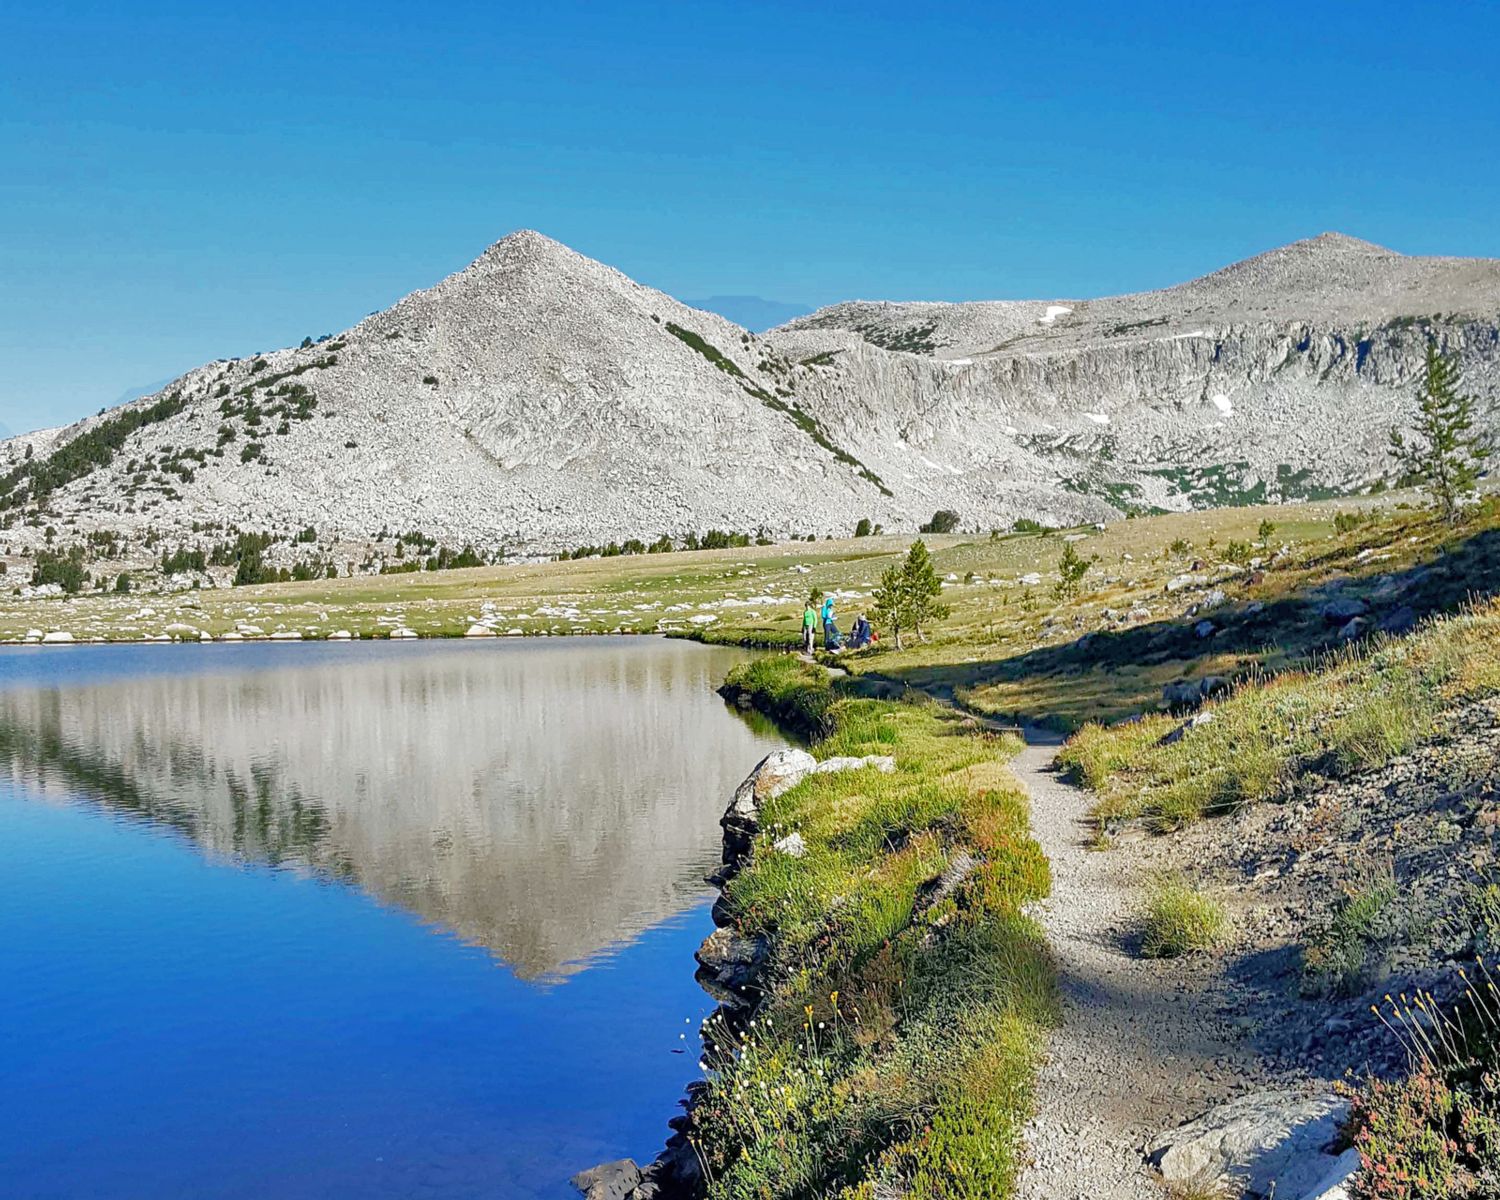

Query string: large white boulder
726 748 818 825
1146 1090 1353 1200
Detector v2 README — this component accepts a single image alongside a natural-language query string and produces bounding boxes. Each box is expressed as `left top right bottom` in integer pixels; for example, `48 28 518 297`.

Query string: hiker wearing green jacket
801 600 817 654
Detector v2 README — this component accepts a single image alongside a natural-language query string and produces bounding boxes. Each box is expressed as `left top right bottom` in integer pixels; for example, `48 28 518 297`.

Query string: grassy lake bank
686 656 1054 1199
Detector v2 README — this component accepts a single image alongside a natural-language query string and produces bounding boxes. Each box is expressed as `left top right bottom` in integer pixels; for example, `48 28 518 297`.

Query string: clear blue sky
3 0 1497 435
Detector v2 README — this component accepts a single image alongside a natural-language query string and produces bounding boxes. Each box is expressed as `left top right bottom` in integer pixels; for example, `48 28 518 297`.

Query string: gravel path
1012 727 1253 1200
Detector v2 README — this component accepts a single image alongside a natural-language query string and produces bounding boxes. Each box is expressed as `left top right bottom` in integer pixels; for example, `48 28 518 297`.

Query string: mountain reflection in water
0 637 783 979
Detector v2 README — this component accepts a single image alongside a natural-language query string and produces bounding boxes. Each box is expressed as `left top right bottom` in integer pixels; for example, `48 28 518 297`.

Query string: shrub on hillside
1301 871 1399 997
31 547 88 594
1347 983 1500 1198
160 546 206 575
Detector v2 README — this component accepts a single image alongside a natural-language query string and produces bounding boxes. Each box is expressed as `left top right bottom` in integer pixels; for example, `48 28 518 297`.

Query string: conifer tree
1053 542 1097 600
1390 345 1489 521
871 563 908 650
871 540 952 649
901 539 949 643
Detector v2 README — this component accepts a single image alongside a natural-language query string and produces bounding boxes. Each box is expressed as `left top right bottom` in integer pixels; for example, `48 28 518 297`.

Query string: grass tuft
1301 870 1399 997
1140 874 1226 957
1162 1178 1240 1200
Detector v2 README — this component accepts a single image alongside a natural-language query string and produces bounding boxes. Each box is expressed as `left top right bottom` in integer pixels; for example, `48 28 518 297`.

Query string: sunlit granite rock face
4 231 1495 558
0 639 783 978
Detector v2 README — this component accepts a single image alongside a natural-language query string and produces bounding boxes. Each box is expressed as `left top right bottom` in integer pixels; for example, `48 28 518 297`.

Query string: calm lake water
0 637 783 1200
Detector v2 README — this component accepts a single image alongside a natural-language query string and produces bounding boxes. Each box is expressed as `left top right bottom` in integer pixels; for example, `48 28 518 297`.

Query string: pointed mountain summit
0 231 895 551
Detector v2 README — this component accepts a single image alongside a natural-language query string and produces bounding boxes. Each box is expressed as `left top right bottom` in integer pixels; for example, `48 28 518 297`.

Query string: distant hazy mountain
2 230 1497 554
112 377 178 407
686 295 812 332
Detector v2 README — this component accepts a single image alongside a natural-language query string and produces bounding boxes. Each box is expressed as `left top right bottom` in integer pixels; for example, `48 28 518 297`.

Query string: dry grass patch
1161 1176 1239 1200
1060 598 1500 832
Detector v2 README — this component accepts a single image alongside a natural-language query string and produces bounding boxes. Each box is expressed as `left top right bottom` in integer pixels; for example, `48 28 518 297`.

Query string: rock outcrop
1146 1089 1358 1200
776 233 1500 521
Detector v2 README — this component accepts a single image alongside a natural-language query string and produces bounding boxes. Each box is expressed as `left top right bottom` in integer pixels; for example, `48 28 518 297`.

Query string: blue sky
2 0 1497 435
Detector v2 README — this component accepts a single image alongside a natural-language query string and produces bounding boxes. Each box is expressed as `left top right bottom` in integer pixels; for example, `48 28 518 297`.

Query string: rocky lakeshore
570 652 1057 1198
572 737 895 1200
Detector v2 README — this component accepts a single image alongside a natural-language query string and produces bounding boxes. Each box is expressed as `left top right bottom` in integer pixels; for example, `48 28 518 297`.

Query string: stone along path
1011 728 1256 1200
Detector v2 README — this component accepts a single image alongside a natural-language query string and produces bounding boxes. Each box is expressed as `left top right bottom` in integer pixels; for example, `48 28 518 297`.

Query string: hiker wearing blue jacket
820 595 843 651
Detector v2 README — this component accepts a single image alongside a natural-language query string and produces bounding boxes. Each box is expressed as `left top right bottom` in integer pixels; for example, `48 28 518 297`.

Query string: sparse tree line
0 391 189 511
0 348 345 523
553 511 1060 561
2 515 532 596
556 528 777 560
3 518 515 597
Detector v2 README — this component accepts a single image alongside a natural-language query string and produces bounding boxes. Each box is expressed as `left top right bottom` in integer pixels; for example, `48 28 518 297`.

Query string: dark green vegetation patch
0 391 188 510
665 322 746 378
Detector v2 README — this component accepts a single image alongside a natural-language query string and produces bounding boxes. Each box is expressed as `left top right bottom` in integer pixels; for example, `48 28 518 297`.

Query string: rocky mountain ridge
776 233 1500 515
2 231 1496 565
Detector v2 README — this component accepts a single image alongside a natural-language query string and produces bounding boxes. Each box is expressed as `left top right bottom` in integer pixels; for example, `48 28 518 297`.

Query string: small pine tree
1054 542 1097 600
901 539 949 642
1257 519 1277 543
871 563 909 650
1390 345 1489 521
854 518 873 538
